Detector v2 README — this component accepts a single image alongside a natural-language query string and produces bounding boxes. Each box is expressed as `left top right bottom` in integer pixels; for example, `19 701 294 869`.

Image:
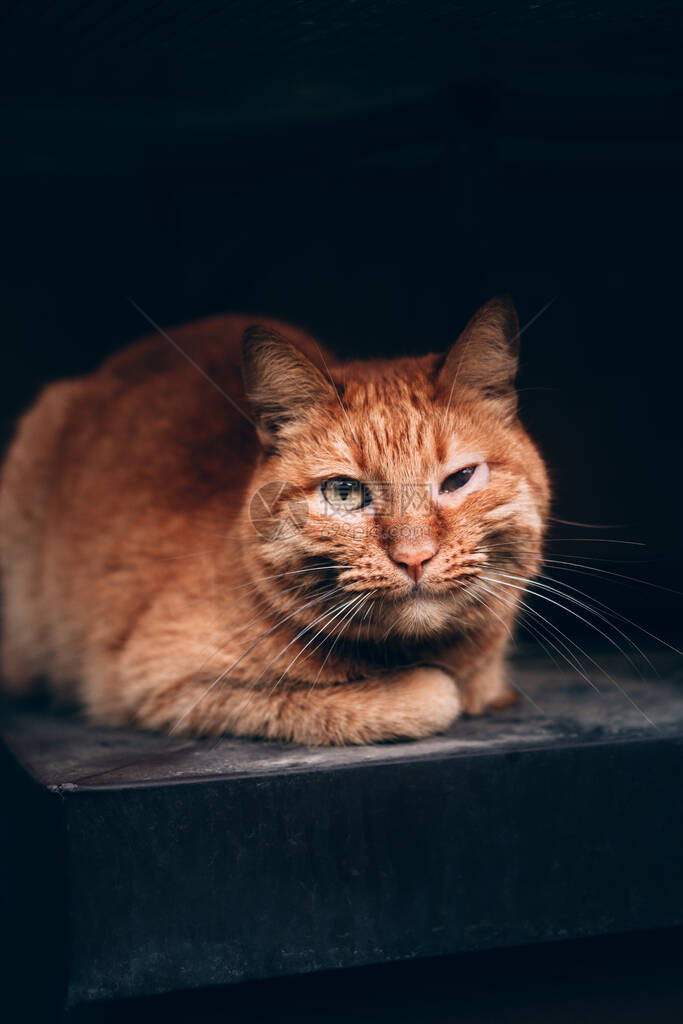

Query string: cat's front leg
82 596 462 744
213 664 462 745
283 664 463 744
100 661 463 745
431 643 519 715
307 664 463 745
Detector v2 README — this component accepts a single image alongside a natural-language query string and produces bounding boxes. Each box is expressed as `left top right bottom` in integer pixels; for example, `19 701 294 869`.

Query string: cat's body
0 300 549 744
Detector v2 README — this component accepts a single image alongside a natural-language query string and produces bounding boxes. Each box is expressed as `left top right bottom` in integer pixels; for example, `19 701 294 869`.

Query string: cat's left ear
242 326 334 448
437 295 520 416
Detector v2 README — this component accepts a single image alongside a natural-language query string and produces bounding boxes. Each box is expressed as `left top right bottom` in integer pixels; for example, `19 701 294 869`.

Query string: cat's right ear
242 327 334 449
437 295 520 417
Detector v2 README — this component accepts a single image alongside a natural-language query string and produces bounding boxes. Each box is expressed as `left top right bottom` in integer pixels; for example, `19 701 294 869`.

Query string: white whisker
480 574 659 728
169 585 342 733
128 298 257 428
271 592 370 693
480 566 657 675
312 341 361 447
139 578 314 716
258 593 362 691
464 582 551 717
475 578 599 691
308 592 373 691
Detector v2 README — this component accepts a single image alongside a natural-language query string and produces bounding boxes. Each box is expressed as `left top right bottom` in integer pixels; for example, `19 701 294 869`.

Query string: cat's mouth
386 574 476 602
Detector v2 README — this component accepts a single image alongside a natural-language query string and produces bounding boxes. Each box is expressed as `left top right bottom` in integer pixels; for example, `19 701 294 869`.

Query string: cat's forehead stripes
342 367 437 417
340 367 444 480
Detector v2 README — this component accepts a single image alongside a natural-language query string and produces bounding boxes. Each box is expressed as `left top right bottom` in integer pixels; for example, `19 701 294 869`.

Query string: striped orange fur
0 298 549 744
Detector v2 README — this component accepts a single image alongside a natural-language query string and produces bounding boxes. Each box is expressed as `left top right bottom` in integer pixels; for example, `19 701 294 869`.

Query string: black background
2 3 683 1020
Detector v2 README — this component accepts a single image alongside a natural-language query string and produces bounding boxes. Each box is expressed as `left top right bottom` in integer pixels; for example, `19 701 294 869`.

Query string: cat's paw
285 665 462 745
460 660 518 715
374 665 462 741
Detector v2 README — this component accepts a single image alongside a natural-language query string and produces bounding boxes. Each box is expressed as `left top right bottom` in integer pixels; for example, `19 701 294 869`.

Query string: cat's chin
382 592 455 641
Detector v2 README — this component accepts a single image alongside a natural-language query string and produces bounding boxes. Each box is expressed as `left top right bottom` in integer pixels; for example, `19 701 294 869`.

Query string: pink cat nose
389 540 439 583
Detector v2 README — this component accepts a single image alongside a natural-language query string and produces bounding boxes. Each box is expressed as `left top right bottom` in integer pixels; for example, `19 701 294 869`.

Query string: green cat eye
321 477 372 512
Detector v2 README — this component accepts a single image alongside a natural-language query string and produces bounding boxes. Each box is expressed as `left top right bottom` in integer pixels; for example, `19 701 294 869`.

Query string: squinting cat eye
321 477 372 512
440 465 478 493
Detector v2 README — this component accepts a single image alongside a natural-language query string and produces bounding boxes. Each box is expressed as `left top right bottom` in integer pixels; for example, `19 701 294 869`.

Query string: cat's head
240 297 549 644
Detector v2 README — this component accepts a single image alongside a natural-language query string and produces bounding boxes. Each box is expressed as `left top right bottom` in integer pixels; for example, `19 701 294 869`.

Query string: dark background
1 3 683 1020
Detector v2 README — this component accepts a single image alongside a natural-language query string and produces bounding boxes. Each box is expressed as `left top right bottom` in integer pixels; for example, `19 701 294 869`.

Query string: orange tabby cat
0 297 549 744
